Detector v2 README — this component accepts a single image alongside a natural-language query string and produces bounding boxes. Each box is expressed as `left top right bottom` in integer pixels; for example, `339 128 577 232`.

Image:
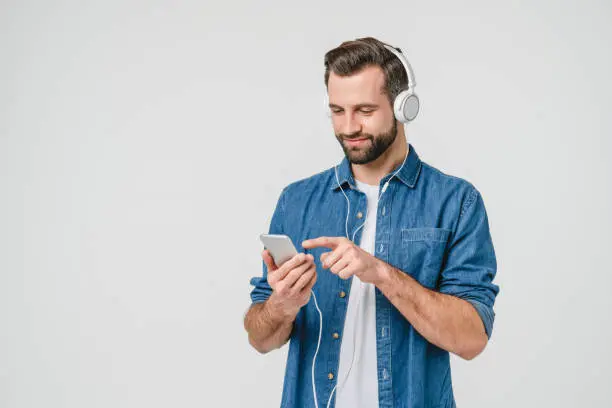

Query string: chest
285 186 454 294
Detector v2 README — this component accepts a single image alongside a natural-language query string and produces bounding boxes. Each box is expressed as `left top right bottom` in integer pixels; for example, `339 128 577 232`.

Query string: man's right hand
262 250 317 320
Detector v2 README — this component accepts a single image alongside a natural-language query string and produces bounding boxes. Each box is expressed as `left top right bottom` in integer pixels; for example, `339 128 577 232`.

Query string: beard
335 119 398 165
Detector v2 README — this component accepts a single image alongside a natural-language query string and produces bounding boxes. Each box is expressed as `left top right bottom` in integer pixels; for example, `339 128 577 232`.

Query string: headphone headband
382 44 416 92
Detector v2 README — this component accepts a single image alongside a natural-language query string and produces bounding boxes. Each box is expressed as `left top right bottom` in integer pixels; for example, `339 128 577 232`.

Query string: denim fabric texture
250 144 499 408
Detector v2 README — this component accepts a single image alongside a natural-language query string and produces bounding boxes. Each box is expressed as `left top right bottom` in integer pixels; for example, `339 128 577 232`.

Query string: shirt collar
330 143 422 191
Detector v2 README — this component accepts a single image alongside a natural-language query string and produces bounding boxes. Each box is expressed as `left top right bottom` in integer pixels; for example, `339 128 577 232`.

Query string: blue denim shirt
249 144 499 408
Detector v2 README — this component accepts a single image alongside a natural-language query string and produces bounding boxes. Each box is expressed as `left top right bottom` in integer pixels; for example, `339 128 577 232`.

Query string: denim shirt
249 144 499 408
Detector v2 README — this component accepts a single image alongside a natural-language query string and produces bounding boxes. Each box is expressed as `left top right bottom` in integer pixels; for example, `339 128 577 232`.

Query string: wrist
265 294 298 324
373 260 397 291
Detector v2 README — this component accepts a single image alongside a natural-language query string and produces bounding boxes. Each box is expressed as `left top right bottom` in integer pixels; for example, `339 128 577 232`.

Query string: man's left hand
302 237 387 285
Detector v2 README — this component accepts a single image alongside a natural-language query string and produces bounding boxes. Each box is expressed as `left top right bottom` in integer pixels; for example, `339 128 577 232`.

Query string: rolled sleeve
439 187 500 338
249 187 288 305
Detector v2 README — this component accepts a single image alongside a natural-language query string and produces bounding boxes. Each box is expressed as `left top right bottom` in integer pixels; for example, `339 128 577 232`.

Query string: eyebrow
329 103 380 109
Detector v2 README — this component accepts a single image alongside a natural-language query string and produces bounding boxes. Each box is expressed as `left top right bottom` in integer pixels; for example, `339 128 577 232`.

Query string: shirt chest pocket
399 227 452 289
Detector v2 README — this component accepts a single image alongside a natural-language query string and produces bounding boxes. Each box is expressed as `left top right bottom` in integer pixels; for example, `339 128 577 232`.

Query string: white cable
311 290 323 408
335 165 351 240
310 146 409 407
326 278 364 408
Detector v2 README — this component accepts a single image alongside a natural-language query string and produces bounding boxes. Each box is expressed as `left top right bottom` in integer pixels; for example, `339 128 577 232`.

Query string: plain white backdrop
1 1 611 407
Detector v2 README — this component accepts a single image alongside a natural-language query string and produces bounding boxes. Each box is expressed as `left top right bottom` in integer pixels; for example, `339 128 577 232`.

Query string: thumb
262 249 278 271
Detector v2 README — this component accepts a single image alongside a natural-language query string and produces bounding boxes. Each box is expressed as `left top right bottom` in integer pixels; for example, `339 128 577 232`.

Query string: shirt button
382 206 386 216
328 372 334 380
339 291 346 298
356 211 363 219
332 332 339 339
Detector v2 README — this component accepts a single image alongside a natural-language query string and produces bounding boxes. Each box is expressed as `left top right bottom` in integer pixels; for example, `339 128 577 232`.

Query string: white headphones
324 42 420 123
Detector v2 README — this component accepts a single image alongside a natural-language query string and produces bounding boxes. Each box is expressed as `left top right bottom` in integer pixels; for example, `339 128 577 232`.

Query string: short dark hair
323 37 408 107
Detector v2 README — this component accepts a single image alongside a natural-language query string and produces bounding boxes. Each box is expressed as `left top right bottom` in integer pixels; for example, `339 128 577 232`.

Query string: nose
339 112 362 136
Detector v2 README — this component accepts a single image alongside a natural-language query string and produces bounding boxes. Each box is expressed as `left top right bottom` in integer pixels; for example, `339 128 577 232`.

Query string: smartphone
259 234 298 267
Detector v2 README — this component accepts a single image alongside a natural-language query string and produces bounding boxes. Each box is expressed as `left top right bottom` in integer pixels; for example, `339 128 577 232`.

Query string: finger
299 269 318 295
270 253 308 282
281 257 313 287
338 266 354 280
321 246 349 269
302 236 343 250
284 252 311 271
282 262 312 290
330 256 351 275
262 250 278 272
290 265 316 292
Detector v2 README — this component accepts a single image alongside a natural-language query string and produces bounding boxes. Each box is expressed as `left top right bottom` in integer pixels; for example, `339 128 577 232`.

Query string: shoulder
419 160 482 214
279 165 337 200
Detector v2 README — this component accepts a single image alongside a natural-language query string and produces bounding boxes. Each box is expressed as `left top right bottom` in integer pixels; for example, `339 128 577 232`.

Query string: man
243 37 499 408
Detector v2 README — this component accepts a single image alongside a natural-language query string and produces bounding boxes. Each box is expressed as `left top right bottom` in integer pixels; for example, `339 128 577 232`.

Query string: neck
352 125 408 186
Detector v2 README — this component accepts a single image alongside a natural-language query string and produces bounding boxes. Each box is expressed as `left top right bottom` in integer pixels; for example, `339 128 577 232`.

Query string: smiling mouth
345 137 370 145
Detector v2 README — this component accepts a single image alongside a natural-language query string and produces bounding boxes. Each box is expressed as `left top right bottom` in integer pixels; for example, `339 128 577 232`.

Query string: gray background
1 1 611 407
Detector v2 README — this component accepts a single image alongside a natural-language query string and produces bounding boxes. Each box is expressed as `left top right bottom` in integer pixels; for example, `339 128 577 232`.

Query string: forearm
244 298 295 354
375 262 488 360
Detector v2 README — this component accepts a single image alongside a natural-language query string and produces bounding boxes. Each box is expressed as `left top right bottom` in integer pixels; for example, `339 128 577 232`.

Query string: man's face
327 65 397 165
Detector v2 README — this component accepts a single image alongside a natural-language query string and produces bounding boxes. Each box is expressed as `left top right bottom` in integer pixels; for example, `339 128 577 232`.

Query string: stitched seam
401 227 452 242
459 187 478 220
411 159 422 186
279 186 288 234
438 364 451 407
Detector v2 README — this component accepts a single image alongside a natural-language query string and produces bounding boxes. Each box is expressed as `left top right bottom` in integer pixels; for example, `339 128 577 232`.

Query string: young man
244 37 499 408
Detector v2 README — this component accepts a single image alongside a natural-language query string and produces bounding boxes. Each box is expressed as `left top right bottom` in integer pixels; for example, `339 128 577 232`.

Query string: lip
345 138 369 146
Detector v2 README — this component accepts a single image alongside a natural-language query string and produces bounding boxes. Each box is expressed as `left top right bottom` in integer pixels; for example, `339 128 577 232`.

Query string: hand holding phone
260 234 318 318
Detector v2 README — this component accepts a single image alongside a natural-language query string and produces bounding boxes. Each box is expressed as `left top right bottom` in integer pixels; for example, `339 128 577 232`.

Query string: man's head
324 37 408 165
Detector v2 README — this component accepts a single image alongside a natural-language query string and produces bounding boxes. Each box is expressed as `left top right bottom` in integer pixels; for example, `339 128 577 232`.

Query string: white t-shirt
335 179 380 407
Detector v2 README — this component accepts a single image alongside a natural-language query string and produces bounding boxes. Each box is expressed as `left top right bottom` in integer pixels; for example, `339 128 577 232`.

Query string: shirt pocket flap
401 227 451 243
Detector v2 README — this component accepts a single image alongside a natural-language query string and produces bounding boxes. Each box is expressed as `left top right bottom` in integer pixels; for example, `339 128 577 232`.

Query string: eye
359 109 375 114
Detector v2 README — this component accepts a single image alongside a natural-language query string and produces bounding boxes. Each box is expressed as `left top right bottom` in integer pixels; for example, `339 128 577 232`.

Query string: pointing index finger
302 236 342 249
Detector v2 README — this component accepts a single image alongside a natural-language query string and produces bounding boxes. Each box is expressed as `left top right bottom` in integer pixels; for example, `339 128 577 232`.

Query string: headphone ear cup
393 90 420 123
